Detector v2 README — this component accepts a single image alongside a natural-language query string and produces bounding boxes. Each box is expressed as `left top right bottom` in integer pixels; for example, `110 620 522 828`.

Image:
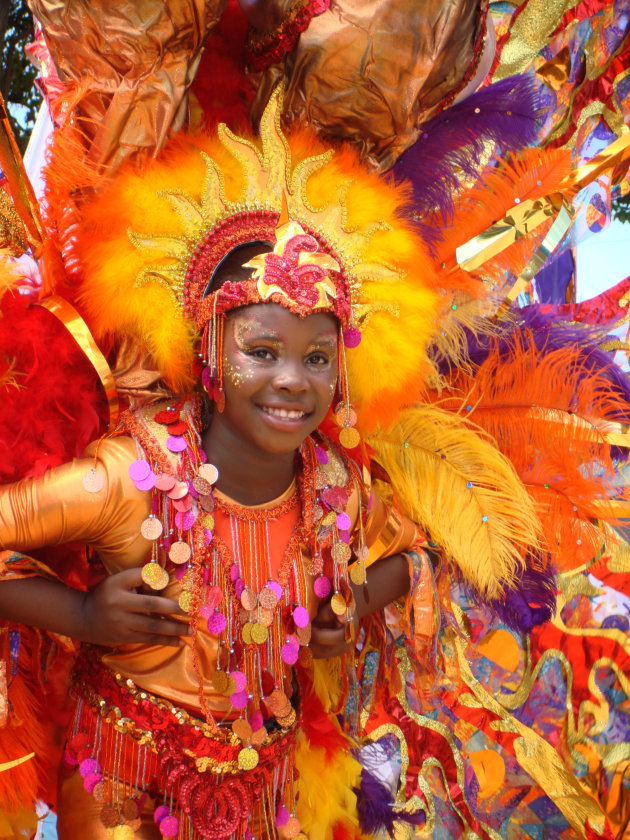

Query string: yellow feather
367 405 542 598
295 732 362 840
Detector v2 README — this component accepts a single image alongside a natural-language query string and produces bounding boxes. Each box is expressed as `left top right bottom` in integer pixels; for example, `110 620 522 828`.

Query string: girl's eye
250 347 275 360
307 353 330 366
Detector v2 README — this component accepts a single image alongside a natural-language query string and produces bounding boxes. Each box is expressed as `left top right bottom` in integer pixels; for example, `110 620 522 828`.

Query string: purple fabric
534 250 575 304
393 74 540 248
490 560 557 633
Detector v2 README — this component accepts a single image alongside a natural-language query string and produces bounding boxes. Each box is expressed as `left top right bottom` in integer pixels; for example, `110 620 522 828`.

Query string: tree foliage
611 191 630 225
1 0 42 153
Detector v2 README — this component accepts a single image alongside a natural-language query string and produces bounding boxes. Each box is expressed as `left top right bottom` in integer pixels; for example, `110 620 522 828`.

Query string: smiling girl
0 89 618 840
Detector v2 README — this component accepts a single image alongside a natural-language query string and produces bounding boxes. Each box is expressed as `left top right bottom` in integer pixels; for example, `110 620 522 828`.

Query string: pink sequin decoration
343 327 362 348
207 612 227 634
249 710 264 730
276 805 290 827
336 512 351 531
155 473 176 491
129 460 150 482
281 642 299 665
268 580 283 599
174 511 195 531
160 815 180 838
231 670 247 692
206 585 223 609
167 436 187 453
134 471 156 491
153 805 170 824
292 606 309 628
313 576 332 598
230 690 249 709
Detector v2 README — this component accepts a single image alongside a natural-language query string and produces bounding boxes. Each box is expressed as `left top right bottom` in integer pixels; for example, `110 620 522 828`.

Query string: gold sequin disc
169 541 191 565
277 708 296 728
212 670 228 693
202 514 215 530
251 622 268 644
178 590 193 613
296 624 311 645
251 727 267 747
349 563 366 585
241 623 254 645
339 427 360 449
330 593 347 615
140 517 163 540
192 476 212 495
141 563 169 590
321 511 337 526
238 746 259 770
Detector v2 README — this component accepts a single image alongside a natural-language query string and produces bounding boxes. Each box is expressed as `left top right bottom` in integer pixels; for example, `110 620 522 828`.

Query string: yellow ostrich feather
295 732 362 840
367 405 542 598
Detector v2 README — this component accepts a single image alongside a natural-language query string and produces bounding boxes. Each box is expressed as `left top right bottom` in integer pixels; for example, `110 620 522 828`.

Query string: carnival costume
1 2 630 839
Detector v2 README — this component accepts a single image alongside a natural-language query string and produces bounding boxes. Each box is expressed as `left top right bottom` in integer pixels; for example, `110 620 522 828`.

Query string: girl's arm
310 551 410 658
0 567 189 647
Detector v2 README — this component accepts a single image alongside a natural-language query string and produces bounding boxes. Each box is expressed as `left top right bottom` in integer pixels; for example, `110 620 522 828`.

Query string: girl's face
214 303 338 455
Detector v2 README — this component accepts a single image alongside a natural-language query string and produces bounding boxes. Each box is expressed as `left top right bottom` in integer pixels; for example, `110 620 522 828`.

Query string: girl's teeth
263 407 305 419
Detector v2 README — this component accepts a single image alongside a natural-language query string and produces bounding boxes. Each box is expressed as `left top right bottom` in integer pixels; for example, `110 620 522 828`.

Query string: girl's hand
81 567 190 648
310 599 358 659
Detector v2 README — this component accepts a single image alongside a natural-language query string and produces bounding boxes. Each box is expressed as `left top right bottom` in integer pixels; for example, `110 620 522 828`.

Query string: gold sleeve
363 491 421 567
0 437 150 572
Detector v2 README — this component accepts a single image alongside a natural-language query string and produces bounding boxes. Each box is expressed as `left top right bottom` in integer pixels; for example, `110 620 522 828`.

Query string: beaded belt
67 652 300 840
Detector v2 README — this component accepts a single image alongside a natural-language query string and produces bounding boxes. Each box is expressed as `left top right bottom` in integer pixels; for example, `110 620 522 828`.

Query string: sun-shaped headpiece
76 84 440 430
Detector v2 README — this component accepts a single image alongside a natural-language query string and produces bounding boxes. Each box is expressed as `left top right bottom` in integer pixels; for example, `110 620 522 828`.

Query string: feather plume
367 405 542 600
355 769 425 838
439 327 630 570
394 74 541 243
295 734 361 840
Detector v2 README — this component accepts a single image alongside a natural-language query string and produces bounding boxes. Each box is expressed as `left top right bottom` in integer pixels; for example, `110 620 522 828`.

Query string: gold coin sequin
169 541 191 565
251 622 268 644
321 511 337 526
238 746 259 770
202 514 215 530
92 780 108 804
141 563 169 590
349 563 366 585
232 718 253 742
330 593 347 615
240 587 257 612
140 517 163 540
225 676 237 695
198 463 219 485
241 622 254 645
339 427 360 449
178 591 193 613
277 709 296 728
331 543 351 563
212 670 228 693
259 608 274 627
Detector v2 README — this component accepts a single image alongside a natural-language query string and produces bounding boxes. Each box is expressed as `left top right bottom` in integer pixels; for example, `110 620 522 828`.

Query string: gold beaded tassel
336 325 360 450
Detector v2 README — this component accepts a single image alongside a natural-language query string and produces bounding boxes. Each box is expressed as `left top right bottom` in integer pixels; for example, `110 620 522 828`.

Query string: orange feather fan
438 334 627 570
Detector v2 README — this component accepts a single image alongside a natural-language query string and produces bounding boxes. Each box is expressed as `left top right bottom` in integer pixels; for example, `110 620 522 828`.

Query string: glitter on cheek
223 360 244 386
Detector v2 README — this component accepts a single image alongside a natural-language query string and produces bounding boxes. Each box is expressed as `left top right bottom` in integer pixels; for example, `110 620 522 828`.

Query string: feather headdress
74 85 441 433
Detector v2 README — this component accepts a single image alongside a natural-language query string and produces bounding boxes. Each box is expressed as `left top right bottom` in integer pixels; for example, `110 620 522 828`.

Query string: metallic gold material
0 751 35 773
27 0 226 168
38 296 120 431
250 0 487 171
0 92 44 252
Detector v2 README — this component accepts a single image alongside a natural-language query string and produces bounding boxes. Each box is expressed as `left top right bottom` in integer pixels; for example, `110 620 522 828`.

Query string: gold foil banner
0 752 35 773
0 92 44 253
37 296 119 431
457 133 630 276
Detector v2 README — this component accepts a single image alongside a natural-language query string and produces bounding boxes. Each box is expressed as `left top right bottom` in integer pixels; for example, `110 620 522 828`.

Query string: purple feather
393 74 541 247
490 559 557 633
356 769 425 837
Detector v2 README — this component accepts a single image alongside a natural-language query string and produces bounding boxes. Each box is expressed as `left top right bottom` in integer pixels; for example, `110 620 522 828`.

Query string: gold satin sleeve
0 436 151 571
250 0 486 171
